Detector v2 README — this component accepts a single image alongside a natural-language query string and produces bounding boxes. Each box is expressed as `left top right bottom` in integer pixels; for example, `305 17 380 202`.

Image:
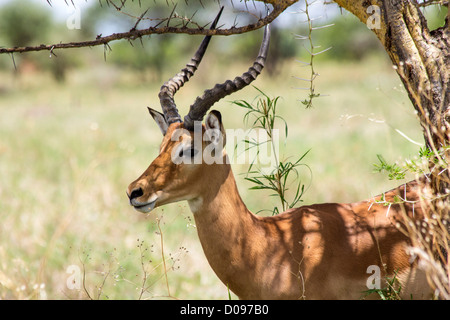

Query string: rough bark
333 0 449 299
333 1 449 145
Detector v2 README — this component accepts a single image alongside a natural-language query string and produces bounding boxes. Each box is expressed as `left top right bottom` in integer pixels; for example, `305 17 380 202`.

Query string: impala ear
148 107 169 136
205 110 226 146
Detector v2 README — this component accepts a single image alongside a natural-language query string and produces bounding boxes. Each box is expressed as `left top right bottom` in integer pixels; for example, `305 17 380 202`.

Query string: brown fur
128 121 431 300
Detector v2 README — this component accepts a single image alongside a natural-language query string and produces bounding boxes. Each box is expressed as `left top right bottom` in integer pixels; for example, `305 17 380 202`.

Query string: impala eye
179 147 198 159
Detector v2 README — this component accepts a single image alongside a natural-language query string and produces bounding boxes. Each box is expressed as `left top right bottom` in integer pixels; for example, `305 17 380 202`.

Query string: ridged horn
183 22 271 131
158 6 224 125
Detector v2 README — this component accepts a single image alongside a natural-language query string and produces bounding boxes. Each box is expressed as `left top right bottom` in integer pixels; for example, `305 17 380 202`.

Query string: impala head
127 8 270 213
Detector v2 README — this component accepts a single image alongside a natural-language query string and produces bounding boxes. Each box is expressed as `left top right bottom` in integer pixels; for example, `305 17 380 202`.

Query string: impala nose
128 187 144 202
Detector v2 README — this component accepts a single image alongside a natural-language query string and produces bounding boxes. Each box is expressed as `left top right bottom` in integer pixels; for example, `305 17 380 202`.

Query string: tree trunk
332 0 449 298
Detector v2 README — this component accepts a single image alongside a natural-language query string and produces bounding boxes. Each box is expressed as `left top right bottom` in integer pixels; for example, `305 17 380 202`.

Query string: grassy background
0 45 423 299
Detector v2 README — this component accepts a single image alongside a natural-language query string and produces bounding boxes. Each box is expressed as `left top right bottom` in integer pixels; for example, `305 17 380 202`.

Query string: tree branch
0 2 296 55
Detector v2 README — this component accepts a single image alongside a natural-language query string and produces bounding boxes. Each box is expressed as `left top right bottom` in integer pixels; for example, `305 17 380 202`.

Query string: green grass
0 53 423 299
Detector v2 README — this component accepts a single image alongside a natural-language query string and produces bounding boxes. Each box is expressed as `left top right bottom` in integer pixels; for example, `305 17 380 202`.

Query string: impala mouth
130 194 159 213
133 200 157 213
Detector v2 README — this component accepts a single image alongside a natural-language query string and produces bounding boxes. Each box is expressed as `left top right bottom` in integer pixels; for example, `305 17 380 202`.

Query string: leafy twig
234 88 311 215
294 0 332 108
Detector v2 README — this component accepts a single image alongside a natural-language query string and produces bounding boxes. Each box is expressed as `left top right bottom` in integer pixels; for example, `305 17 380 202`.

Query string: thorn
166 3 177 27
132 8 149 31
49 45 58 58
103 43 112 62
154 19 165 28
10 53 17 71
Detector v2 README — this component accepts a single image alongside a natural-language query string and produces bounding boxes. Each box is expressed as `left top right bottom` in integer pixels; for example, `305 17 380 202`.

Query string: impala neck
188 163 243 208
188 162 255 228
187 161 261 294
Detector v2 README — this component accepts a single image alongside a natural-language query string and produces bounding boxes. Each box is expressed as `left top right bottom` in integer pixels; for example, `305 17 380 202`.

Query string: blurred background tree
0 0 51 47
0 0 79 81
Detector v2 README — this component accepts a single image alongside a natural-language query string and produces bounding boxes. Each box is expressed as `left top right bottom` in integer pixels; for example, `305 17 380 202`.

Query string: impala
127 9 430 299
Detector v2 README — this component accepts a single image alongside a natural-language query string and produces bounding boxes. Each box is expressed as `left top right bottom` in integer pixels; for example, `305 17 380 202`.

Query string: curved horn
158 6 224 125
183 22 271 131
